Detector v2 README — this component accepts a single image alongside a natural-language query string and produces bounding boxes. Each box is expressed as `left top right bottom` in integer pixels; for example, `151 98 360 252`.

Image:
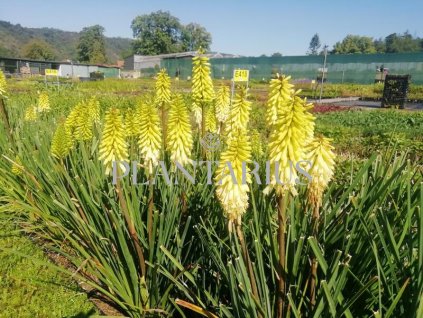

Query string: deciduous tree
332 35 376 54
385 32 421 53
77 25 107 64
181 23 212 51
131 11 182 55
22 39 56 60
131 11 212 55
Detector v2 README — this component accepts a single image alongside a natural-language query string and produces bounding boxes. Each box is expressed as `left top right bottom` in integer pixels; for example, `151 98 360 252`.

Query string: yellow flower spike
137 102 162 174
266 74 294 126
227 86 251 138
265 92 315 196
51 120 73 159
306 136 336 208
65 99 97 142
192 49 214 103
191 101 202 129
75 110 94 141
215 129 252 227
251 129 264 159
11 157 23 176
99 108 128 175
24 106 37 122
0 70 7 97
65 102 84 140
76 100 96 141
155 69 171 107
65 103 81 128
124 108 139 138
205 104 217 133
155 69 171 148
215 85 230 124
38 92 50 112
167 95 193 166
302 97 316 143
87 97 100 124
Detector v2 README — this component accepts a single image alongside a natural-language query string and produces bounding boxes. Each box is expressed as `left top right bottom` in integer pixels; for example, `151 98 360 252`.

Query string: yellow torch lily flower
227 86 251 138
75 110 94 141
137 102 162 174
38 92 50 112
99 108 128 175
305 136 336 208
266 74 293 126
167 95 193 166
215 129 252 227
302 97 316 144
65 99 98 142
24 106 38 122
192 49 214 103
155 69 171 107
124 108 139 138
265 92 315 196
215 85 230 124
65 102 83 140
191 101 202 129
0 70 7 97
87 97 100 124
51 120 74 159
251 129 264 159
205 104 217 133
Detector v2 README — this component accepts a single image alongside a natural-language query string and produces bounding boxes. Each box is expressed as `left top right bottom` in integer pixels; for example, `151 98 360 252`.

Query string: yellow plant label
233 69 249 82
45 69 59 76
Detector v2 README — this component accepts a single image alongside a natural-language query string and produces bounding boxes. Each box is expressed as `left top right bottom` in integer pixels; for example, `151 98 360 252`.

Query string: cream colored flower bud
99 108 128 175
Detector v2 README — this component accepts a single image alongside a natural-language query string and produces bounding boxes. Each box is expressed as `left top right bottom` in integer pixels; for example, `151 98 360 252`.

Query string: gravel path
310 98 423 110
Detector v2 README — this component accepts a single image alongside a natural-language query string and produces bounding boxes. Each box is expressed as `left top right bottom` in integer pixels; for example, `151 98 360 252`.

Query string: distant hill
0 20 132 63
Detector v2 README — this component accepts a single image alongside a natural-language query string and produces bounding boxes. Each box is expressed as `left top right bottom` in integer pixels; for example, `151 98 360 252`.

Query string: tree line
308 32 423 55
22 10 212 64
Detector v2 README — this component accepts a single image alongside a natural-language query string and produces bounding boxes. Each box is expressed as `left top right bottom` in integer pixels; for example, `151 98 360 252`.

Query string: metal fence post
319 45 328 103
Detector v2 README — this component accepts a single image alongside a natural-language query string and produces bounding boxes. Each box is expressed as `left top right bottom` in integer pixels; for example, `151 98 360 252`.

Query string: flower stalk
192 48 214 158
167 95 193 166
306 136 336 308
155 69 171 149
264 75 315 317
277 193 289 318
137 101 162 243
215 85 230 134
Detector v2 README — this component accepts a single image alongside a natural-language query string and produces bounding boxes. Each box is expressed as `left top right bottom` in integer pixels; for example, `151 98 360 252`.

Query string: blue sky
1 0 422 56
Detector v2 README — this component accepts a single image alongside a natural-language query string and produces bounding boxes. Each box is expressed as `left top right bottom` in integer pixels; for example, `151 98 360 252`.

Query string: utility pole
319 45 328 103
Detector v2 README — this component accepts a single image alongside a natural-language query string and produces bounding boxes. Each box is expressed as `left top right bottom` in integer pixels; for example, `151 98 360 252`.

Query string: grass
0 217 96 318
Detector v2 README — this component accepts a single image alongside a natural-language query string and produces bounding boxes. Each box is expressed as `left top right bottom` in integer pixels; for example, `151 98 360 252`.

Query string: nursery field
0 56 422 318
8 77 423 101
